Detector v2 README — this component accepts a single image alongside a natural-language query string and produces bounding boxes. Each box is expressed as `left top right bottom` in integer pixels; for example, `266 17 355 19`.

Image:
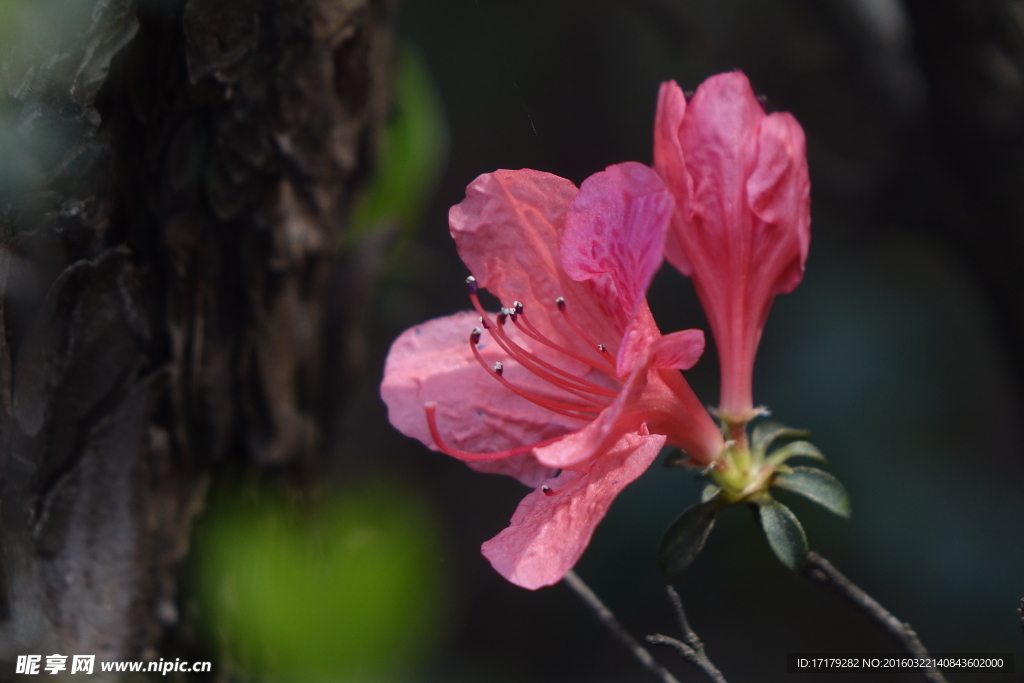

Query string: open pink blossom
654 71 811 424
381 163 724 589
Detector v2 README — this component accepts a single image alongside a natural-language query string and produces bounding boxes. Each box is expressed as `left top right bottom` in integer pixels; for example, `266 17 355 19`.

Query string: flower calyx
658 418 850 580
705 419 819 503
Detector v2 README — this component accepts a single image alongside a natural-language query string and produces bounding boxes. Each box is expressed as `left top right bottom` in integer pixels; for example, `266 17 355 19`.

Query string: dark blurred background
340 0 1024 681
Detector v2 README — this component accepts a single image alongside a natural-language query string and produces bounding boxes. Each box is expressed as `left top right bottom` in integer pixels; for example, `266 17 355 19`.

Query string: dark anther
513 301 524 314
541 482 562 497
470 328 482 345
497 310 508 325
493 362 503 376
479 316 490 330
555 296 566 310
597 344 606 352
466 275 478 294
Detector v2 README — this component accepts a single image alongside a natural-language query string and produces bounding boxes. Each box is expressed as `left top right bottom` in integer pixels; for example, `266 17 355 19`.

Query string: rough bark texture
0 0 390 669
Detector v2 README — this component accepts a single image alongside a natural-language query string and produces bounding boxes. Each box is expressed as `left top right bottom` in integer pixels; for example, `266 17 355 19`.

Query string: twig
646 586 729 683
801 551 947 683
562 570 681 683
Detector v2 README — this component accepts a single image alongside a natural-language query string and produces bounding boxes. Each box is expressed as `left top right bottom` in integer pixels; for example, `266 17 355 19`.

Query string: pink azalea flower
654 71 811 426
381 162 724 589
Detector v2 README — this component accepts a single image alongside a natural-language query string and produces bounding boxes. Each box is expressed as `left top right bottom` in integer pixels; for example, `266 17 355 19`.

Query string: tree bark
0 0 390 665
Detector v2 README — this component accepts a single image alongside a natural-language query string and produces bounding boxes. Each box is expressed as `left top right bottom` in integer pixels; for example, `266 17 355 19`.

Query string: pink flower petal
481 428 667 589
651 367 724 467
529 330 668 471
614 302 661 377
530 360 646 470
450 170 622 362
381 310 581 486
680 73 764 273
530 324 714 470
655 71 811 419
746 112 811 295
650 328 705 370
653 80 693 277
561 162 674 334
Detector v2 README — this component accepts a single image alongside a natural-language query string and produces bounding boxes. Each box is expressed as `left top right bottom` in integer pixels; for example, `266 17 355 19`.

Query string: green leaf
701 484 720 503
662 447 690 468
751 421 811 453
657 498 722 579
773 467 851 518
765 441 826 468
345 45 448 249
755 496 808 570
194 482 445 680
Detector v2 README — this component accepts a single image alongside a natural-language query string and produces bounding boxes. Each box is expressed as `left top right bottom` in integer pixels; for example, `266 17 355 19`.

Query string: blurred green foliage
0 0 109 195
194 482 446 682
345 46 448 250
0 0 30 54
0 0 92 60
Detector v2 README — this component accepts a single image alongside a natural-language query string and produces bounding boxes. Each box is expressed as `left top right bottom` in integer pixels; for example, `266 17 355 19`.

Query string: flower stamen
491 311 615 400
466 276 614 376
463 276 624 421
469 331 602 418
541 471 589 496
513 304 614 375
555 297 617 370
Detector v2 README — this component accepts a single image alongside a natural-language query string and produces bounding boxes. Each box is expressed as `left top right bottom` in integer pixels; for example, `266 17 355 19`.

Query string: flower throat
423 276 621 467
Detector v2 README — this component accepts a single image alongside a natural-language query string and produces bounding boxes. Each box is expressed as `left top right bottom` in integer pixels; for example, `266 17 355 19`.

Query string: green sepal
662 447 690 468
700 484 720 503
657 497 723 579
765 441 826 468
754 495 808 571
773 467 851 518
751 422 811 453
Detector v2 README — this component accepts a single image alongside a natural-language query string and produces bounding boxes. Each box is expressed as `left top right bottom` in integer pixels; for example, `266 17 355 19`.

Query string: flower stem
646 586 729 683
801 552 948 683
562 570 681 683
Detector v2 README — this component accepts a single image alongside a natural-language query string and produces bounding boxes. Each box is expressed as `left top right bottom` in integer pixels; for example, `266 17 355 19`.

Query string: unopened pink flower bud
654 71 811 423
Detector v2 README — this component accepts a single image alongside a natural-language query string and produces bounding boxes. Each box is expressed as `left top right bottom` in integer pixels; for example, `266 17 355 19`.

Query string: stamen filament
491 315 616 401
514 307 617 377
469 335 602 418
425 402 568 460
461 276 621 423
465 278 613 376
467 288 496 330
541 471 590 496
556 297 617 370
